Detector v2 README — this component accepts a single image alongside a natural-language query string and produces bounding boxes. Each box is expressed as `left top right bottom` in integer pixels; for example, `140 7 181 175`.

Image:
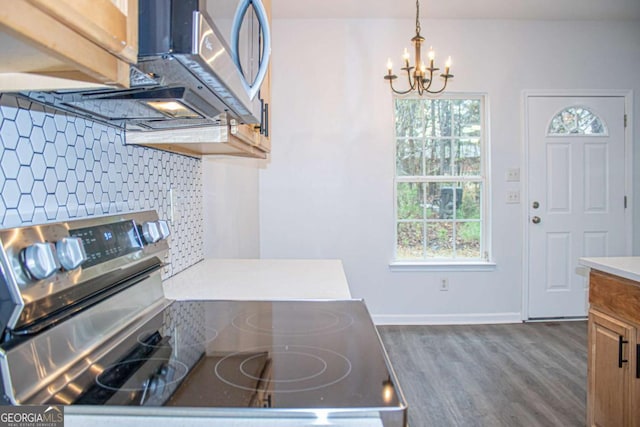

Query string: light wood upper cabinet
587 270 640 427
0 0 137 91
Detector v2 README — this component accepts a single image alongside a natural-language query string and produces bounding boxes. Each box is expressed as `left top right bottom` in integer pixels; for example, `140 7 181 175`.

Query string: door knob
532 216 541 224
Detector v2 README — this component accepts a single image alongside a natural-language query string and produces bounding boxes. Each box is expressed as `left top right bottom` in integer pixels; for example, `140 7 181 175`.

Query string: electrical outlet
440 278 449 291
506 190 520 204
506 168 520 182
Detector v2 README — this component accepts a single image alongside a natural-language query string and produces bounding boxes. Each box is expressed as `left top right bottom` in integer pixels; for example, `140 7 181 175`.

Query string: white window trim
389 260 497 272
390 93 492 270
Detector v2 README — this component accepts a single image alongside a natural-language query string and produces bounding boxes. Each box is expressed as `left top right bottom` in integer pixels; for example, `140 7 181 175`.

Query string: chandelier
384 0 453 95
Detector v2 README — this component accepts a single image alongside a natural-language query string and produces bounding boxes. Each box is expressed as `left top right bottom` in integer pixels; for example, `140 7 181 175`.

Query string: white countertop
579 256 640 283
163 258 352 300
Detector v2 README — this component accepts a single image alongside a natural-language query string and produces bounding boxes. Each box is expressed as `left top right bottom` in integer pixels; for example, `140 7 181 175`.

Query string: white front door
527 96 627 319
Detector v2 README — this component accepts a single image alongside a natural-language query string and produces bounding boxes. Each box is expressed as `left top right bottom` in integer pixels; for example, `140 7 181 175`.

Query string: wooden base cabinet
587 270 640 427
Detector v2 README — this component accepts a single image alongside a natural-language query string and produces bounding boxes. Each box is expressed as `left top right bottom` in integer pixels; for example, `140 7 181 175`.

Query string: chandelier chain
415 0 421 35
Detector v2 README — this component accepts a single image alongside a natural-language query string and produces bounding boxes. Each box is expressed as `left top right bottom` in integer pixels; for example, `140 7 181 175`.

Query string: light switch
506 168 520 182
506 190 520 204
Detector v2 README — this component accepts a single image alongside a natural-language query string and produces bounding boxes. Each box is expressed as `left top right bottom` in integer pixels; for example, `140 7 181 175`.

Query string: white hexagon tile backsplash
0 94 204 278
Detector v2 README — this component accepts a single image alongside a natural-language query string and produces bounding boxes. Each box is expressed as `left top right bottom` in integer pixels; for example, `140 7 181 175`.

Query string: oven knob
157 220 171 240
142 221 161 244
56 237 87 271
21 242 61 280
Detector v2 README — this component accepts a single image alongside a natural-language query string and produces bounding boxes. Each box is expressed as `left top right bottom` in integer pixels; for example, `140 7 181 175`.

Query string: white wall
203 157 260 258
259 18 640 322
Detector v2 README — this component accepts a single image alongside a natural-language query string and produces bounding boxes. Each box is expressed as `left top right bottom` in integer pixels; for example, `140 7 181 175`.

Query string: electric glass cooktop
63 300 407 426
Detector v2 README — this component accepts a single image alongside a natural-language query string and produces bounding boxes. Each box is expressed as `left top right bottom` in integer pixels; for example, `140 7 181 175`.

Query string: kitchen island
579 257 640 427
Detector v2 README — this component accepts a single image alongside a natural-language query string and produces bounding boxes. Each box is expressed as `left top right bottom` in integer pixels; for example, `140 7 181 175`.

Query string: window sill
389 260 497 272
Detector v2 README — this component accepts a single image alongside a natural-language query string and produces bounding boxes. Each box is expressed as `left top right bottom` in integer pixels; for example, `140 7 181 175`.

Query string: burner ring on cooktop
215 344 352 393
96 359 189 392
240 351 328 383
231 307 354 336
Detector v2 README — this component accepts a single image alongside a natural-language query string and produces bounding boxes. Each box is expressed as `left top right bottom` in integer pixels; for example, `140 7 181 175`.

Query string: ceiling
271 0 640 21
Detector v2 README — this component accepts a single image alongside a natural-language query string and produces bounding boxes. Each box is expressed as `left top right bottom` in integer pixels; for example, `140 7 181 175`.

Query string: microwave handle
231 0 271 101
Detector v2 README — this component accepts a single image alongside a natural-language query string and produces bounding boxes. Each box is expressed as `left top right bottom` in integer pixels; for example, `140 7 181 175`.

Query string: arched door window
547 106 608 136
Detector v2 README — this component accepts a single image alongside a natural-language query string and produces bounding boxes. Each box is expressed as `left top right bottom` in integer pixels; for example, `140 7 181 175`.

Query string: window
394 95 488 264
547 106 607 136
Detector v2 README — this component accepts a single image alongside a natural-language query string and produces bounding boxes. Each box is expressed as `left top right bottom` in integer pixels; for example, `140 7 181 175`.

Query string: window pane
397 222 424 259
427 222 453 258
456 182 481 219
396 138 422 176
454 138 481 176
426 100 452 137
456 222 481 258
397 183 424 220
424 182 457 219
395 99 427 138
425 139 452 175
453 99 481 137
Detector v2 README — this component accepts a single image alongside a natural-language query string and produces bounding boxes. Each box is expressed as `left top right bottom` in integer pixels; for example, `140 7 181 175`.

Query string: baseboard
372 312 522 325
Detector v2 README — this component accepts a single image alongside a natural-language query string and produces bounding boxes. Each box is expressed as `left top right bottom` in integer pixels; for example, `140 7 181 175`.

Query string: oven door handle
11 260 163 336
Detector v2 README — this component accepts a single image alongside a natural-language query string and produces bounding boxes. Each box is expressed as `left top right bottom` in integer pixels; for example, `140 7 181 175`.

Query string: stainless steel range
0 212 407 426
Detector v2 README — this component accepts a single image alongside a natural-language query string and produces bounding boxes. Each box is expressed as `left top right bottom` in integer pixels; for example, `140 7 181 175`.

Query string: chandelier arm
389 79 415 95
391 85 416 96
405 69 416 90
424 78 449 94
424 68 435 91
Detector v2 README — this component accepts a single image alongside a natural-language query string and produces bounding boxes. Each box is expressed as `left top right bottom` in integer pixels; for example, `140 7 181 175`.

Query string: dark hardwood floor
378 321 587 427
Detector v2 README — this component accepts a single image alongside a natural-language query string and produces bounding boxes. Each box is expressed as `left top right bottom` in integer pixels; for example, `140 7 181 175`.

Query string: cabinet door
0 0 133 89
588 309 634 427
26 0 138 63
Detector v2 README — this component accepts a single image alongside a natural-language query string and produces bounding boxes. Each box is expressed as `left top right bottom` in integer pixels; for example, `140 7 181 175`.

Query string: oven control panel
13 219 171 282
0 211 171 336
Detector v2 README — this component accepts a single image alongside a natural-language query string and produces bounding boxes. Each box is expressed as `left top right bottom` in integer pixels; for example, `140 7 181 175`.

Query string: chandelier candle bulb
445 56 452 74
387 58 393 73
402 48 410 67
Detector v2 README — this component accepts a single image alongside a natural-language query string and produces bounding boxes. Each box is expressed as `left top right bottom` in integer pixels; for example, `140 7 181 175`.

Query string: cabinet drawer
590 270 640 325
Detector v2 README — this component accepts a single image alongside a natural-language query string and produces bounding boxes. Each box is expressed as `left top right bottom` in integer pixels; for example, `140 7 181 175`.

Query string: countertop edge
579 256 640 283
